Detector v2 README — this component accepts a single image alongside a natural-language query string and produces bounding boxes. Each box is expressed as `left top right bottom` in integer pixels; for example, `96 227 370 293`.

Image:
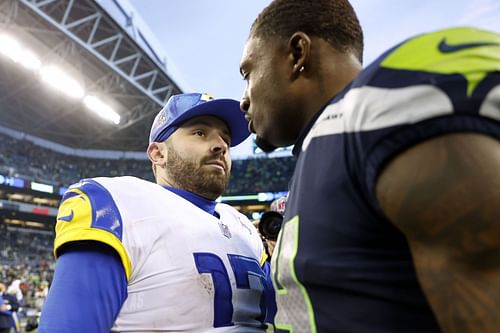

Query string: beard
164 143 230 200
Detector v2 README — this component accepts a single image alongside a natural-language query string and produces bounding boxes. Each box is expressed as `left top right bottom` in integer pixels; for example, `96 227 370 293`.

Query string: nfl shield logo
219 222 232 239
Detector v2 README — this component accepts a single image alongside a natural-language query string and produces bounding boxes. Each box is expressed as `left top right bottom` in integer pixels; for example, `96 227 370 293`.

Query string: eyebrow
184 119 230 137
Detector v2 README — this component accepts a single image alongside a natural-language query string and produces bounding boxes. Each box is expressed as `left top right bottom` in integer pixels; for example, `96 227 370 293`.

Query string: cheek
174 143 200 165
250 73 281 125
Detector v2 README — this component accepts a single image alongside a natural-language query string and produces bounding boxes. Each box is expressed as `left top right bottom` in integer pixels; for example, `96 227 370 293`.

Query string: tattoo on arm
376 133 500 333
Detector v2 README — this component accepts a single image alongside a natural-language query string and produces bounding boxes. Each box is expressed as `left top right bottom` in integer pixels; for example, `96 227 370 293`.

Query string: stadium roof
0 0 182 152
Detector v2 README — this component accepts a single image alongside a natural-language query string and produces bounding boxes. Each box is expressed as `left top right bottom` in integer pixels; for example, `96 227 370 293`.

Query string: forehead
240 36 271 66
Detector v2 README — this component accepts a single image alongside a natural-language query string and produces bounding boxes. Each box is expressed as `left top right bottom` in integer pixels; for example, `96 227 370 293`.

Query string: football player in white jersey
38 93 276 333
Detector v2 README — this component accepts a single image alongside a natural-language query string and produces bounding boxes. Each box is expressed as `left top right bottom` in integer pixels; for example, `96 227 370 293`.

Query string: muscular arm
376 133 500 333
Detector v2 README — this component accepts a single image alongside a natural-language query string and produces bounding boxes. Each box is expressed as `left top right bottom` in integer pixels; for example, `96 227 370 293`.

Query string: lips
205 160 226 171
244 114 256 134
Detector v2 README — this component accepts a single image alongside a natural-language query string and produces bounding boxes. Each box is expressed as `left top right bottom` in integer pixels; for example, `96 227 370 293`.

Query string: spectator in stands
0 282 20 333
6 280 22 306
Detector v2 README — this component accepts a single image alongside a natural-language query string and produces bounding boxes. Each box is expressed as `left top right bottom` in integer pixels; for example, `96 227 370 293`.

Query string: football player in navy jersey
239 0 500 332
39 93 276 332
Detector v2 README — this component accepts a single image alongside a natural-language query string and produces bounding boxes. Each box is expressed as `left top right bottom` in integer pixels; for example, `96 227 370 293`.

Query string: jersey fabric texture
38 245 128 333
53 176 271 332
271 27 500 333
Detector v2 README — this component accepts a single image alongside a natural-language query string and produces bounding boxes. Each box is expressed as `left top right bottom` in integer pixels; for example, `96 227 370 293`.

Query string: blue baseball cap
149 93 250 147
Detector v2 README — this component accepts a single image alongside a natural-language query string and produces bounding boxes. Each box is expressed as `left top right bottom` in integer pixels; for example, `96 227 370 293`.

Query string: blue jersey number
193 252 269 328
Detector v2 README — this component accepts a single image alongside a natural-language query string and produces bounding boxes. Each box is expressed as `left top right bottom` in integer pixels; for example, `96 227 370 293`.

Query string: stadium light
0 33 121 125
0 34 41 71
31 181 54 194
0 34 20 59
83 95 121 124
219 194 260 202
17 49 41 71
40 65 85 99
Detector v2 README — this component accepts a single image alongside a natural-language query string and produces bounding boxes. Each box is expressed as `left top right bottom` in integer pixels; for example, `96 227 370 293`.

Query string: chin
259 132 295 150
255 136 278 153
203 177 227 198
260 126 292 146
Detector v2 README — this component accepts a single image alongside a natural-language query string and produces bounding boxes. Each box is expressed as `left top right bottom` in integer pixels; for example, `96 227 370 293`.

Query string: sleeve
38 242 128 333
343 27 500 213
54 179 132 280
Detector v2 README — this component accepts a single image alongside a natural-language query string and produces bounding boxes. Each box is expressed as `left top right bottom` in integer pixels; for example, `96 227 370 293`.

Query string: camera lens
258 211 283 241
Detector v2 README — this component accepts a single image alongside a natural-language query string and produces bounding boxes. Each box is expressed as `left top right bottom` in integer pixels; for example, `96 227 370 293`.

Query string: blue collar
163 186 217 216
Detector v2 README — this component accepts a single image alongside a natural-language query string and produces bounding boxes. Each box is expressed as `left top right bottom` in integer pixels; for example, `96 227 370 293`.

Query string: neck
163 186 218 216
302 40 362 129
157 177 220 201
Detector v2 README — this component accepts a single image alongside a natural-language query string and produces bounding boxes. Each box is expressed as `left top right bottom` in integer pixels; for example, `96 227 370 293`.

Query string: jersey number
272 216 317 333
193 252 269 327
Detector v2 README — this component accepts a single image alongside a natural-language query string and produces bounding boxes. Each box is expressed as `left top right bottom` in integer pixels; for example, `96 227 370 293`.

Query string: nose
210 135 228 155
240 94 250 113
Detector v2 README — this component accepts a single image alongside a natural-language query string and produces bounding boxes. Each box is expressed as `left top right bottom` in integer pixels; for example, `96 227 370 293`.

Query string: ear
287 32 311 77
147 142 166 167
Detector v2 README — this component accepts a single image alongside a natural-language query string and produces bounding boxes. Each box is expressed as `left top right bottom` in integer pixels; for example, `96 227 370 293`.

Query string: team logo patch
438 38 499 53
155 112 167 128
58 209 74 222
219 222 232 239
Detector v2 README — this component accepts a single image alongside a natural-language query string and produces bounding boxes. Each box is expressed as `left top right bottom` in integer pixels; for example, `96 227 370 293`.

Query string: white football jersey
54 176 270 332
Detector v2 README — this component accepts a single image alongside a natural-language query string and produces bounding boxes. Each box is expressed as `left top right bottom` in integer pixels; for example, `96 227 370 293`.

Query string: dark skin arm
376 133 500 333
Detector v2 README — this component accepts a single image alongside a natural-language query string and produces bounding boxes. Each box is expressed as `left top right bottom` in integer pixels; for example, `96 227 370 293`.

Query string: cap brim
168 99 250 147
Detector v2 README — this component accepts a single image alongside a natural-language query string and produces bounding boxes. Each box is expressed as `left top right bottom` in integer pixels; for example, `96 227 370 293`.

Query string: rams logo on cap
201 93 214 102
155 112 167 128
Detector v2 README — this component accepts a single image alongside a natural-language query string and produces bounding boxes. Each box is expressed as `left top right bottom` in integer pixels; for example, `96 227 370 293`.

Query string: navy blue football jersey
271 27 500 333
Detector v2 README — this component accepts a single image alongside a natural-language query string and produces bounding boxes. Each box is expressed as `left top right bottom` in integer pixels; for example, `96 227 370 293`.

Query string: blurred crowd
0 223 53 312
0 226 52 333
0 133 295 195
226 156 295 195
0 133 153 187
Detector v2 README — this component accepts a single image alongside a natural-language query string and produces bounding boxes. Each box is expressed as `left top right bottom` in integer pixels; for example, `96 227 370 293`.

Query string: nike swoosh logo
438 38 499 53
58 210 74 222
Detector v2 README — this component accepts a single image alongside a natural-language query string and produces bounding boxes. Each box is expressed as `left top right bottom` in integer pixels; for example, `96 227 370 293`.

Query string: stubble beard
165 144 229 200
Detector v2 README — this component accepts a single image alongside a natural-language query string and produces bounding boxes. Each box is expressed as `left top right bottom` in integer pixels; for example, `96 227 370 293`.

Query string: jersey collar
292 83 354 156
163 186 217 216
